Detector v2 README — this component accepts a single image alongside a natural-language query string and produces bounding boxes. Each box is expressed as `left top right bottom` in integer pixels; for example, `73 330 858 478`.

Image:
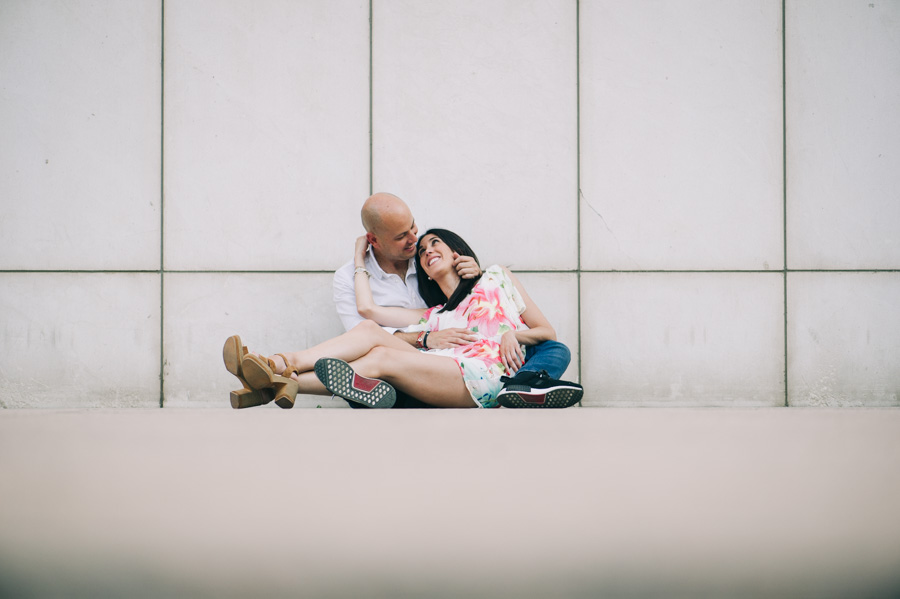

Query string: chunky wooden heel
230 387 274 409
273 379 299 409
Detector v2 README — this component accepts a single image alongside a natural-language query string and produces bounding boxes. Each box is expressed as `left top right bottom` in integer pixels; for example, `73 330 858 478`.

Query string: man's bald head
360 192 419 263
361 192 410 234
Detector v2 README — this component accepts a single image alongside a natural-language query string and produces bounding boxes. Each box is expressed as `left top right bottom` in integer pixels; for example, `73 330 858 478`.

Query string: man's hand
425 328 478 349
452 252 481 279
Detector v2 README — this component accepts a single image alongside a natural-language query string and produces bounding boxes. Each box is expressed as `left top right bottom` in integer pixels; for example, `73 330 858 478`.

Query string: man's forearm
393 330 419 347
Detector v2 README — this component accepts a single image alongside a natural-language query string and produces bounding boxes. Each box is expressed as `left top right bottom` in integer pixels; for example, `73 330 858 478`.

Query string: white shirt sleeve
333 261 365 332
333 259 404 334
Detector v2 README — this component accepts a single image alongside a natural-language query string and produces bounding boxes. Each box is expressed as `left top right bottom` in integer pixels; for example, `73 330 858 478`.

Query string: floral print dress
404 265 527 408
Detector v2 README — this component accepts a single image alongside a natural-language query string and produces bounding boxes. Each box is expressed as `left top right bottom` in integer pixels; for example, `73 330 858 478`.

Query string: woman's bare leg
266 320 417 374
348 346 476 408
288 353 472 409
293 371 329 395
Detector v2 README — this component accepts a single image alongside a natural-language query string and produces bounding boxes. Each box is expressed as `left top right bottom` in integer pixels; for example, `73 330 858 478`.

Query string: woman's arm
504 267 557 345
353 236 426 328
497 267 557 373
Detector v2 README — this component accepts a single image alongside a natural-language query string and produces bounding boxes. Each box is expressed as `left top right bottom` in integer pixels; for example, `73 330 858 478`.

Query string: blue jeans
521 340 571 380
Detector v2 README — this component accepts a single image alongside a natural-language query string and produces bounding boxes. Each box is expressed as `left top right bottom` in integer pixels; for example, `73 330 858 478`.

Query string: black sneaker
497 370 583 408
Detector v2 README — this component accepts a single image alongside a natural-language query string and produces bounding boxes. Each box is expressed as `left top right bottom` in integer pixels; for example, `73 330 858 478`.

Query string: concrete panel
372 0 578 271
514 272 579 383
164 0 370 271
581 272 784 406
164 272 348 408
0 273 160 408
0 1 161 270
786 1 900 269
788 273 900 407
580 0 783 271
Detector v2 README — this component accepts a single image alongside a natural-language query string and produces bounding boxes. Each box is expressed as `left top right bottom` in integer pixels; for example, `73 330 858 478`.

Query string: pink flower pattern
405 265 527 408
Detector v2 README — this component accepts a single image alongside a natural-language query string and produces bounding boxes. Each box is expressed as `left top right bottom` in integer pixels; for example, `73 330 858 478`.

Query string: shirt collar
365 245 415 280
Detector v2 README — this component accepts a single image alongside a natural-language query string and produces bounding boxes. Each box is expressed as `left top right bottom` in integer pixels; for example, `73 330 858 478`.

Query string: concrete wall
1 0 898 408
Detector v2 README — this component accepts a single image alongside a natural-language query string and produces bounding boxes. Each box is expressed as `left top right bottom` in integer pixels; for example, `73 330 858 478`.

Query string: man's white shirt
333 245 427 333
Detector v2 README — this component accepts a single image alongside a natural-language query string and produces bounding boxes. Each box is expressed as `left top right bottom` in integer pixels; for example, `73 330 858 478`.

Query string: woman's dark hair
415 228 482 312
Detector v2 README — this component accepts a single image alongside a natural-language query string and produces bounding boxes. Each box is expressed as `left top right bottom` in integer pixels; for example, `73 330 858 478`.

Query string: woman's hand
499 330 525 374
355 235 369 266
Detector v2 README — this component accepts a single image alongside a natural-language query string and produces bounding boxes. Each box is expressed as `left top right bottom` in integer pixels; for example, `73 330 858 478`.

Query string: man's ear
366 232 378 248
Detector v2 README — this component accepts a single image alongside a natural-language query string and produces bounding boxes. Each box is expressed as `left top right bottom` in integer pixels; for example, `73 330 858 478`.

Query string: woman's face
417 234 454 277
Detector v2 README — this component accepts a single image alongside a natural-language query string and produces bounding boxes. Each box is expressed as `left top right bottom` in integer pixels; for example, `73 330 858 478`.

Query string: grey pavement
1 407 899 598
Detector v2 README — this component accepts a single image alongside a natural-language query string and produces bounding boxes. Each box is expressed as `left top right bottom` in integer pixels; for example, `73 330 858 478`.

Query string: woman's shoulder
480 264 515 284
482 264 508 278
481 265 527 313
476 265 519 294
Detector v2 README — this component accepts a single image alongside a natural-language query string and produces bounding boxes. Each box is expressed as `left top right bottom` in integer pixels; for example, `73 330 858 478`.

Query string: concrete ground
1 407 899 599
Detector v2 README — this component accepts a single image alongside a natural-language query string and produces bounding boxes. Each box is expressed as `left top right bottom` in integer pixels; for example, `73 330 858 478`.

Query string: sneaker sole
498 387 583 409
314 358 396 409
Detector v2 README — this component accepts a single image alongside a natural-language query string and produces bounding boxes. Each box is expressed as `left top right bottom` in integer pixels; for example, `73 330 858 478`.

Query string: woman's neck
434 271 461 301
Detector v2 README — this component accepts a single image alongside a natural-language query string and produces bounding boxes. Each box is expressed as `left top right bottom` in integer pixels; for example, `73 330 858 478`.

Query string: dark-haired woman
223 229 556 409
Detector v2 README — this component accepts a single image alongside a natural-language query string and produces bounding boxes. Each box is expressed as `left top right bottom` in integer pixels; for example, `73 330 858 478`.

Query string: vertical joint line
782 0 788 407
159 0 166 408
576 0 582 398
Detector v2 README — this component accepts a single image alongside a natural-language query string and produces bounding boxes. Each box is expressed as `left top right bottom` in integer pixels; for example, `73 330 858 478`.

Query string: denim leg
521 340 571 379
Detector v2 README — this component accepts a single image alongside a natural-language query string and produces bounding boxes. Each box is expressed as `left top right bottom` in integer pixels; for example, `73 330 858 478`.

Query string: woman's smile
418 234 452 275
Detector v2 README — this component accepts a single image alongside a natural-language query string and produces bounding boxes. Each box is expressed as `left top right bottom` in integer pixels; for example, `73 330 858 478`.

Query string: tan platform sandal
223 335 252 390
241 353 300 409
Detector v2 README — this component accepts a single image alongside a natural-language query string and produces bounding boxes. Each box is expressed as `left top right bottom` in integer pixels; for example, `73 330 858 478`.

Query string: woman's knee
354 345 397 378
351 319 381 334
366 345 397 366
351 319 392 344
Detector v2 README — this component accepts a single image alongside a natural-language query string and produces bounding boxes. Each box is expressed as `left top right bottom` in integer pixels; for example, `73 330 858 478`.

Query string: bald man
334 193 478 343
333 192 580 408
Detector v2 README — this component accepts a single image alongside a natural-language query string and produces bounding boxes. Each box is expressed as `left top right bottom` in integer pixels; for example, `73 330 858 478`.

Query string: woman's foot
314 358 396 409
243 352 296 377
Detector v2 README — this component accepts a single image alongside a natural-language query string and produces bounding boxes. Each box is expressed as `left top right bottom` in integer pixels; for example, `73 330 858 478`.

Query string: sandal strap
275 353 300 377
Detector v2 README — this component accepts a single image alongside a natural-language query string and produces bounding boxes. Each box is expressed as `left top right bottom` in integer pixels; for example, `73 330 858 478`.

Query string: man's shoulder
335 259 355 277
333 259 356 289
